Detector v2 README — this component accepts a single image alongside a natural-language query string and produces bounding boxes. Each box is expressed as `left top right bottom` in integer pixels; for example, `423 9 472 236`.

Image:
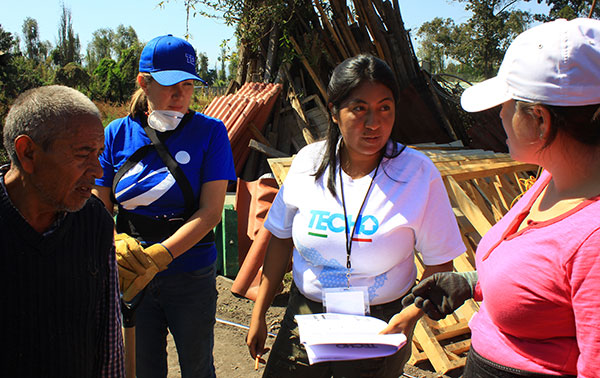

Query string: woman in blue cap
93 34 236 378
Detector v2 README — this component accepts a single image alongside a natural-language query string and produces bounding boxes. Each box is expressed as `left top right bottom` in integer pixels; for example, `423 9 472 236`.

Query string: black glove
401 272 474 320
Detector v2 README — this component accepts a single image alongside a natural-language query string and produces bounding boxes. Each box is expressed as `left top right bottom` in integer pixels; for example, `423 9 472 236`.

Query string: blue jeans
135 264 217 378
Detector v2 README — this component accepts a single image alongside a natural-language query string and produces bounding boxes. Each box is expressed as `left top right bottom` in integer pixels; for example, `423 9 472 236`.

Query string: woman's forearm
252 235 294 320
162 180 228 258
162 206 223 258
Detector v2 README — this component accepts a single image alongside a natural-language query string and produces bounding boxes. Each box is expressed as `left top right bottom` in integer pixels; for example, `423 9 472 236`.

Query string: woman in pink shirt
384 18 600 377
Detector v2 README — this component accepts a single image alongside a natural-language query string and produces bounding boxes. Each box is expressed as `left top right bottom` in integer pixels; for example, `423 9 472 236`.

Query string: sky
2 0 551 67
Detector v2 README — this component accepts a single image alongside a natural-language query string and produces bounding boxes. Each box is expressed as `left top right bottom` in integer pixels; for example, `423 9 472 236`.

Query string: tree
113 25 141 61
51 3 81 67
417 0 531 80
204 67 218 85
22 18 43 62
197 51 209 81
88 44 141 103
159 0 304 84
218 46 227 82
416 18 457 74
227 51 238 81
0 25 44 133
86 28 114 71
89 58 121 102
528 0 600 19
55 62 89 89
0 24 14 53
464 1 531 78
117 46 142 98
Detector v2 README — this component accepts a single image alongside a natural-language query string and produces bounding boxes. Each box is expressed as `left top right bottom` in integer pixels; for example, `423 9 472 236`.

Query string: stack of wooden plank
407 143 538 373
267 143 539 374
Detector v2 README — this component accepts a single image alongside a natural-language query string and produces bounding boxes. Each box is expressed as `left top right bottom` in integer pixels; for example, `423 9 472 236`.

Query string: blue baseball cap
139 34 206 86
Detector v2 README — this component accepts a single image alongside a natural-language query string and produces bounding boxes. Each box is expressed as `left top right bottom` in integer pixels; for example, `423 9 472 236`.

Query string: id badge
322 286 370 316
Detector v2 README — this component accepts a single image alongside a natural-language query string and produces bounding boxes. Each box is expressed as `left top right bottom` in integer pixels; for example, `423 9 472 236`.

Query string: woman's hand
379 304 423 335
246 313 270 361
246 235 293 365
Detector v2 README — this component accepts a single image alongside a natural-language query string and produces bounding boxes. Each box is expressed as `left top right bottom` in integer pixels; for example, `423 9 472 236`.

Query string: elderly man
0 85 125 377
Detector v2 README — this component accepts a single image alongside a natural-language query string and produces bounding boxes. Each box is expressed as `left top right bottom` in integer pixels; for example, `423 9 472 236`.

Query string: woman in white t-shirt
246 54 465 378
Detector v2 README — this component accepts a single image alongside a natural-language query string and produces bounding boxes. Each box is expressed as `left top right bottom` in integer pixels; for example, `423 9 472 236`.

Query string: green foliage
528 0 600 20
22 18 43 62
197 52 210 80
227 51 238 81
117 46 141 98
86 28 114 71
113 25 140 61
417 0 531 80
0 26 45 127
88 44 141 103
1 15 147 139
0 24 14 52
86 25 142 72
203 68 218 85
417 18 457 74
90 58 121 102
84 27 141 103
51 3 81 67
218 46 227 81
54 62 90 89
164 0 304 75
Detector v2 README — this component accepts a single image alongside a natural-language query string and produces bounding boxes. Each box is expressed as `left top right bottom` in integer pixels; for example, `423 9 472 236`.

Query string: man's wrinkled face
31 114 105 212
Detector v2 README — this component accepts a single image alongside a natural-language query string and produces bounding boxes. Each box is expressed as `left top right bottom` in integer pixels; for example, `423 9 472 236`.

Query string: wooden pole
124 327 136 378
289 36 328 99
313 0 350 59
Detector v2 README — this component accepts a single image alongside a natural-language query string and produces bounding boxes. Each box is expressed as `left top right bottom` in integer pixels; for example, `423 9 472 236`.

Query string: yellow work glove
114 234 173 301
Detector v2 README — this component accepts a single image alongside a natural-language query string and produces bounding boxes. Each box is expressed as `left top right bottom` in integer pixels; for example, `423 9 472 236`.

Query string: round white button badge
175 151 191 164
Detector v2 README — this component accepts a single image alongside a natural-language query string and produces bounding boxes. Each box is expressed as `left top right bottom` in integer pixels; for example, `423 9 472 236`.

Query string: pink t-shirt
470 170 600 376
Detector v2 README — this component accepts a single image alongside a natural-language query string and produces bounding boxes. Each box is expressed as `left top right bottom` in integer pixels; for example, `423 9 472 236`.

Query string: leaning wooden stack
407 143 538 373
231 0 508 162
267 143 539 374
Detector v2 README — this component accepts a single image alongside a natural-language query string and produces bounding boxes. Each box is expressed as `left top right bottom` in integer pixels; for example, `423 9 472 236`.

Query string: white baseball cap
461 18 600 112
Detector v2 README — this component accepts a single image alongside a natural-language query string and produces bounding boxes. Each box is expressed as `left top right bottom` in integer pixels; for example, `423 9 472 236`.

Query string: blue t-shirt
96 112 236 274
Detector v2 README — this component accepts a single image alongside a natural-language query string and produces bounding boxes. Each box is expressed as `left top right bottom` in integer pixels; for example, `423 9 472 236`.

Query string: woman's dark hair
314 54 400 197
516 101 600 148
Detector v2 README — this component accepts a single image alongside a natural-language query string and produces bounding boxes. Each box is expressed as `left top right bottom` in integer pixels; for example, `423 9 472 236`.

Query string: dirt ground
165 276 463 378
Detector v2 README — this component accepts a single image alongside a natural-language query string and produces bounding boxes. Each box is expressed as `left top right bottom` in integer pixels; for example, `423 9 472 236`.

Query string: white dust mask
147 110 185 132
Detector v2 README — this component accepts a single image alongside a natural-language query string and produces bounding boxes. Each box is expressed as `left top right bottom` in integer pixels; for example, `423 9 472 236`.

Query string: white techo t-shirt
264 140 465 305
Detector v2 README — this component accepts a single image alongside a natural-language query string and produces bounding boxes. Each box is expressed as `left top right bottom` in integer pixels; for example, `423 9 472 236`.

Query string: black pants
463 348 576 378
263 283 414 378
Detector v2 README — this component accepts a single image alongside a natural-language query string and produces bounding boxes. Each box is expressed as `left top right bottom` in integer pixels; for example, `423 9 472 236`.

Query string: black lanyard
339 158 381 286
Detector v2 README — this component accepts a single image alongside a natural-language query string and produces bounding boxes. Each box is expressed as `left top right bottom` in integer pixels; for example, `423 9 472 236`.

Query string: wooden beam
289 36 328 99
439 162 538 182
313 0 350 59
267 157 294 186
247 122 271 147
413 319 463 374
444 176 493 237
248 139 289 158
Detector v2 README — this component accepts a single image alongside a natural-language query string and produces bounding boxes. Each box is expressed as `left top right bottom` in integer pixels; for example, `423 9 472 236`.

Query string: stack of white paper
295 313 407 365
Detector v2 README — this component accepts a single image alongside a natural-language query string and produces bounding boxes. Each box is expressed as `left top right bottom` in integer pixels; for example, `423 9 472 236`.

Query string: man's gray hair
3 85 101 167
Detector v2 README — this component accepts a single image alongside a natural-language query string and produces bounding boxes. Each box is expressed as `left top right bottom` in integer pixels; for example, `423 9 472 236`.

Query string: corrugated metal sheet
204 82 283 175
